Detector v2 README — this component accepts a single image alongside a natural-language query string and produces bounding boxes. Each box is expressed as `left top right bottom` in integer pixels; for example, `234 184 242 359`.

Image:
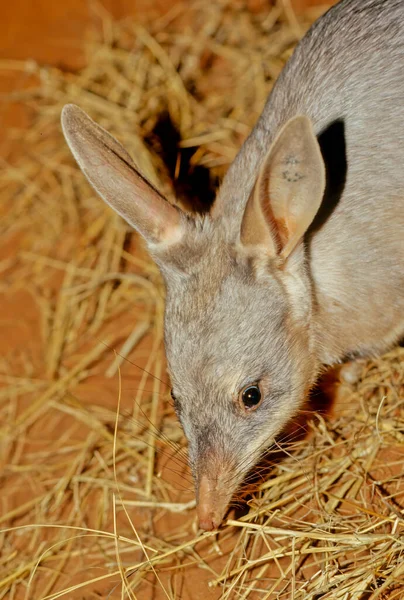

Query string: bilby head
62 105 325 529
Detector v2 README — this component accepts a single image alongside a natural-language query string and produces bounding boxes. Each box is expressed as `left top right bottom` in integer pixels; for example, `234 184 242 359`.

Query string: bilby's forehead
164 265 288 396
165 251 284 328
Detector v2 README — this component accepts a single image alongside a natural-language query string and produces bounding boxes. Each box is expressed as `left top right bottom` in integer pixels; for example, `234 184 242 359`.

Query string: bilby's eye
170 389 176 401
239 384 262 411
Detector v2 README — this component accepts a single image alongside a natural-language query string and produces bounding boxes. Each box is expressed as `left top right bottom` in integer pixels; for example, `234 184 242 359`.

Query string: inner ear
241 116 326 259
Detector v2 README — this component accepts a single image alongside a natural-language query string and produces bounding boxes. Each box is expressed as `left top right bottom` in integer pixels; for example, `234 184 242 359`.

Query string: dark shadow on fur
144 112 217 213
308 118 347 236
305 118 347 312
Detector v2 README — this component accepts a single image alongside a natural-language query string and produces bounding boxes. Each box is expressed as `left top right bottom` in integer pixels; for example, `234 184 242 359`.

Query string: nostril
198 509 222 531
198 516 215 531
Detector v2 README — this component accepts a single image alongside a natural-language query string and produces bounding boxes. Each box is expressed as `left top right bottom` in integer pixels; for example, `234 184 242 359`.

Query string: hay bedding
0 0 403 598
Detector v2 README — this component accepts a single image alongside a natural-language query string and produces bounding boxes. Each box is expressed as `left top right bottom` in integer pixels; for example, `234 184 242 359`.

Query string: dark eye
240 384 262 411
170 389 176 401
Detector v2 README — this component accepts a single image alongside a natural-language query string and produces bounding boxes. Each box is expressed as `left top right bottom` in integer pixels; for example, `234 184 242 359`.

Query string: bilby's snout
197 474 223 530
196 466 235 531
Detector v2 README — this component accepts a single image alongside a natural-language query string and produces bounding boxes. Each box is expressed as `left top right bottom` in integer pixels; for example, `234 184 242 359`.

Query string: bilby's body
223 0 404 364
62 0 404 531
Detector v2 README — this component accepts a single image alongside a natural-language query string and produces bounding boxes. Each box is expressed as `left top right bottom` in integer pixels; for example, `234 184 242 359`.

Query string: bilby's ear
61 104 184 246
240 116 325 259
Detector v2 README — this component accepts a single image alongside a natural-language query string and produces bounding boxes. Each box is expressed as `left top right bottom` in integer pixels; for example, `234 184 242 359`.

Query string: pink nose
197 474 223 531
198 514 220 531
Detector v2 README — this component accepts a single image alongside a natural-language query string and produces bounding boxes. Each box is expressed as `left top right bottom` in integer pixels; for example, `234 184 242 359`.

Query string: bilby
61 0 404 531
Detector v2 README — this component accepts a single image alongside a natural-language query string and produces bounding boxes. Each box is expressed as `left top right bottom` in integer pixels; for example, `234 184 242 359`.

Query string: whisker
130 402 189 463
101 340 171 388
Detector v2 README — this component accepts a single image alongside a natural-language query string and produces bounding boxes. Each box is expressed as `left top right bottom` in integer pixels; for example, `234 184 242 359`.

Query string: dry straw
1 0 403 598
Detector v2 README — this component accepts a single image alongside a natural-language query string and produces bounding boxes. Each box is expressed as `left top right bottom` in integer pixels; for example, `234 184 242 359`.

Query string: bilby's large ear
61 104 184 246
240 116 325 259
